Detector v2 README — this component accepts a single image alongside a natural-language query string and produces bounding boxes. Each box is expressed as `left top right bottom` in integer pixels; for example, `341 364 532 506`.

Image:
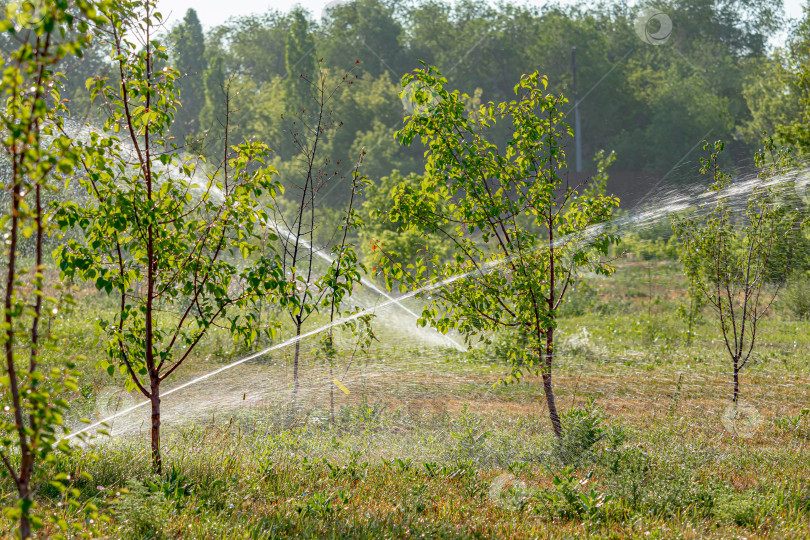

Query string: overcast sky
154 0 805 50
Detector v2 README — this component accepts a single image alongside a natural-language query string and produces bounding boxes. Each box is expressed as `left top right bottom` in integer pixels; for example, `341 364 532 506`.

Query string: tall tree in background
776 2 810 152
321 0 406 78
284 8 316 114
170 8 207 143
199 55 227 151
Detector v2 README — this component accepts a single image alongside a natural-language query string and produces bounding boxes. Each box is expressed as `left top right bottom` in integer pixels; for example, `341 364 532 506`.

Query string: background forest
60 0 801 209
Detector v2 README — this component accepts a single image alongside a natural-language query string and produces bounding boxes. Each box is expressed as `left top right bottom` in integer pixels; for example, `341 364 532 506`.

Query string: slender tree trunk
19 453 33 539
542 330 563 439
330 361 335 424
150 376 162 474
292 322 301 407
4 180 34 539
543 202 563 439
19 511 31 540
732 356 740 403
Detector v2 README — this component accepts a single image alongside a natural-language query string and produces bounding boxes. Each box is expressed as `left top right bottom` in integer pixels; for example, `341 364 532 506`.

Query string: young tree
318 159 371 422
0 0 106 536
373 66 619 437
55 0 284 472
272 63 367 407
673 139 804 403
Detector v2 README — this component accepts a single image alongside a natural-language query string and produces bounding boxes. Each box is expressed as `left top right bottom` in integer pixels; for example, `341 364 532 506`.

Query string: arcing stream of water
63 162 810 441
64 263 477 441
269 219 466 351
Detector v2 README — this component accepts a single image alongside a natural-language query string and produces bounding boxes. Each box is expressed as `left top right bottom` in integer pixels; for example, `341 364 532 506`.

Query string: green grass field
4 260 810 539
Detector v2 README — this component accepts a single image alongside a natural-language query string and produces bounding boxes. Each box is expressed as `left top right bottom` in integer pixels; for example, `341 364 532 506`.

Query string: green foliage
375 65 619 436
672 138 804 401
539 467 612 521
53 0 285 472
283 8 316 114
198 55 227 153
113 479 173 539
741 53 801 146
554 399 606 467
449 405 490 462
169 8 207 142
46 0 795 195
784 272 810 320
296 489 351 520
0 0 109 536
777 3 810 152
360 169 451 268
319 0 407 79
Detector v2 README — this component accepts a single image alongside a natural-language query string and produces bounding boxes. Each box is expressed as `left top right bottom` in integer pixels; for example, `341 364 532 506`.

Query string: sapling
55 0 284 472
317 156 374 423
374 66 620 437
271 62 369 407
0 0 107 536
673 139 805 402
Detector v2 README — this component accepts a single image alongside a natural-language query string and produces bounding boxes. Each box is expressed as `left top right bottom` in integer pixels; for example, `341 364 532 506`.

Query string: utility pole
571 46 582 173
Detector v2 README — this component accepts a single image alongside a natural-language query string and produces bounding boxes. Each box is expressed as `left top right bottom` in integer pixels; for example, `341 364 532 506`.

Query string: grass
2 257 810 538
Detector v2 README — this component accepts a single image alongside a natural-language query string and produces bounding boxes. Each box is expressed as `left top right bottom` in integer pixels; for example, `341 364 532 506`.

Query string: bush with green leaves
554 399 606 467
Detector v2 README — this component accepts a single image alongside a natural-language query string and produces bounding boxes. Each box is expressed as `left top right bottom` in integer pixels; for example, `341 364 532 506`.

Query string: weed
539 467 611 521
296 489 350 520
554 399 606 466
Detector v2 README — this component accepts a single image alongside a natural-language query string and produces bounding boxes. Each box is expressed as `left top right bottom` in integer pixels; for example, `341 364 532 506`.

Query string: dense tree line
49 0 793 203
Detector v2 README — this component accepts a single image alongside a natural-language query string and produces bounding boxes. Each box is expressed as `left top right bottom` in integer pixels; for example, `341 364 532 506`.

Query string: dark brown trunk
18 452 32 539
543 328 563 438
4 181 34 539
732 357 740 403
19 512 31 540
150 377 161 474
544 204 563 439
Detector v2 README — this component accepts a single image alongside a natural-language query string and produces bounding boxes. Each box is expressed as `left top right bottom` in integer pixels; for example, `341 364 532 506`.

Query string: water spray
270 218 465 351
64 264 479 441
64 166 810 441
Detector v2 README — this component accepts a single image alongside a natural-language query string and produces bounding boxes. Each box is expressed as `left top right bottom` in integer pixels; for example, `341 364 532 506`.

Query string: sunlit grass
4 259 809 538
